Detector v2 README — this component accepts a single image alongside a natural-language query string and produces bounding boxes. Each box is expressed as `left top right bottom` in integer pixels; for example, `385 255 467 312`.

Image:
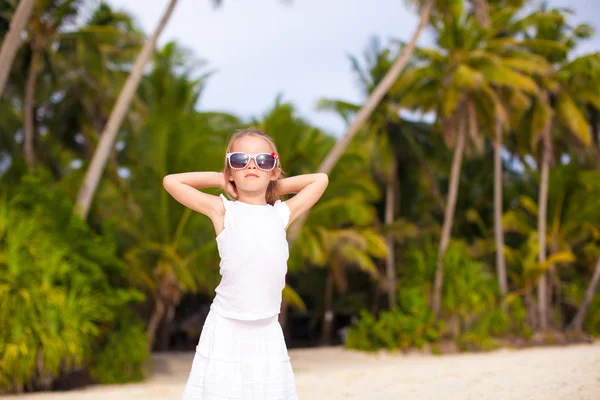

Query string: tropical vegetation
1 0 599 394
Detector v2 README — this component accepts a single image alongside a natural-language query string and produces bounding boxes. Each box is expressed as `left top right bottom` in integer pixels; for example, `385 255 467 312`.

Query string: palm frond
555 91 592 146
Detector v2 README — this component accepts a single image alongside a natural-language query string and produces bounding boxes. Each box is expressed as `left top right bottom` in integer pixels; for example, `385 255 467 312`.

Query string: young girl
163 128 329 400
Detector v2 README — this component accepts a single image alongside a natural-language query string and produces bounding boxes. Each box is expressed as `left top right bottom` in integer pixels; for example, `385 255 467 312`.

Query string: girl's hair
223 127 284 205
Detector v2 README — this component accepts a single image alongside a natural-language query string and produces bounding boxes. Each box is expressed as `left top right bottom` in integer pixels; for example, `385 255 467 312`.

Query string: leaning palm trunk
320 268 335 345
470 0 491 28
74 0 179 218
280 0 435 331
147 269 181 351
494 118 508 298
286 0 435 243
385 160 397 308
432 113 467 318
537 118 552 330
147 298 166 352
0 0 36 97
569 257 600 331
23 46 41 168
569 147 600 331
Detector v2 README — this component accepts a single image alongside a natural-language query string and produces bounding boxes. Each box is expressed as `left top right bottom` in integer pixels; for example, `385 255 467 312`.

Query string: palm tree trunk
0 0 36 97
385 159 397 309
158 304 176 351
370 275 383 315
470 0 491 28
432 113 467 318
569 257 600 331
320 268 335 345
74 0 179 218
23 46 41 168
548 237 560 327
147 298 165 352
286 0 436 242
493 118 508 299
591 110 600 169
537 118 552 330
525 288 537 328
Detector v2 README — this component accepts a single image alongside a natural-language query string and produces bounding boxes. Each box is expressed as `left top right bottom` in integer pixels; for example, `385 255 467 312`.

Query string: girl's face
227 135 281 193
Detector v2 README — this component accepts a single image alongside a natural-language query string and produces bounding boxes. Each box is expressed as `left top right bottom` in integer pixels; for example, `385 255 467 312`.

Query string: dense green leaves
0 176 146 393
1 0 600 393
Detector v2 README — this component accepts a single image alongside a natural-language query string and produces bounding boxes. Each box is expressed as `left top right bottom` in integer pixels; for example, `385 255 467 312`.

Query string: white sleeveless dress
181 195 299 400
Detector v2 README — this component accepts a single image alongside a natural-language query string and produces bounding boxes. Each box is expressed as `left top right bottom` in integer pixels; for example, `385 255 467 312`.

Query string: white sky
105 0 599 137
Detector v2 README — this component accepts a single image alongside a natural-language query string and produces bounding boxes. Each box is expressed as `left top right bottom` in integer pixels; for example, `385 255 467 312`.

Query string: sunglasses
226 152 279 172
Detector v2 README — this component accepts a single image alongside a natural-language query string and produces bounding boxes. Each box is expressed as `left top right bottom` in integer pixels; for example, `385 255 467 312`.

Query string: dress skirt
181 309 300 400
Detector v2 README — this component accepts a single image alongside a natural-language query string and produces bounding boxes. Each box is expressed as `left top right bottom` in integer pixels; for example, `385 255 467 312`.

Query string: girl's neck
236 192 268 206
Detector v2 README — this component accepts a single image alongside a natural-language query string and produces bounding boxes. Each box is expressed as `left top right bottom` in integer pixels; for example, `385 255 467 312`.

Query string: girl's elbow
319 173 329 185
163 175 176 189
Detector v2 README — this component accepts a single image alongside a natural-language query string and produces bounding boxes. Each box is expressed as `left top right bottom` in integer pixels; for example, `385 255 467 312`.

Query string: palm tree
517 8 596 329
570 257 600 331
111 42 230 350
0 0 35 97
286 0 437 244
393 2 542 317
74 0 180 219
42 3 142 175
503 167 600 329
485 0 533 301
317 37 408 309
19 0 83 168
318 37 443 310
568 53 600 331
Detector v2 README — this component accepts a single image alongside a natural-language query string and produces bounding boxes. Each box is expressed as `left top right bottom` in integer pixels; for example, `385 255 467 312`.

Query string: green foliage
564 281 600 337
456 294 532 351
345 287 442 352
0 176 146 393
442 241 498 330
89 314 149 384
347 238 534 352
1 3 600 395
584 295 600 336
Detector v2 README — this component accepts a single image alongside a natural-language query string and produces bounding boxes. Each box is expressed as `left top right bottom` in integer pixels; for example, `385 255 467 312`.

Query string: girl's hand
162 171 225 219
283 173 329 227
221 172 238 199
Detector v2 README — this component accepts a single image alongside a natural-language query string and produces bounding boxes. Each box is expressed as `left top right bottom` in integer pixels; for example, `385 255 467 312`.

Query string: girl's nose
248 158 257 168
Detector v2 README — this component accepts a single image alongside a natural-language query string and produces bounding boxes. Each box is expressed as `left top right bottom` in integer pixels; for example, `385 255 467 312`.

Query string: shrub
345 287 442 351
0 176 146 393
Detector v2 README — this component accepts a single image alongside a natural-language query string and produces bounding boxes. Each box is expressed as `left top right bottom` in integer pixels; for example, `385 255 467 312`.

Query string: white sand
4 342 600 400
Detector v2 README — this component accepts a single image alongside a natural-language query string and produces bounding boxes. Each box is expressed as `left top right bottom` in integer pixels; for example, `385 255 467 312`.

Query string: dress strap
219 194 230 211
219 194 232 231
273 200 291 229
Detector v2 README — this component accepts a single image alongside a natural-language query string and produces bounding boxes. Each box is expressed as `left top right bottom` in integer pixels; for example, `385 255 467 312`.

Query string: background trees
1 0 599 394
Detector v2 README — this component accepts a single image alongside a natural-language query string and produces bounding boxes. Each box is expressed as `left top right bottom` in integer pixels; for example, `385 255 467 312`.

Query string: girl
163 128 329 400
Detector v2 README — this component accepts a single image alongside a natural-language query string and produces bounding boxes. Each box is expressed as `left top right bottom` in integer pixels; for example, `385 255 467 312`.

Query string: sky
105 0 600 138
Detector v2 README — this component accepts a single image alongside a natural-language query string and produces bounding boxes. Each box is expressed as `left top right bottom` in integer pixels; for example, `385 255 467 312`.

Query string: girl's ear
271 167 281 181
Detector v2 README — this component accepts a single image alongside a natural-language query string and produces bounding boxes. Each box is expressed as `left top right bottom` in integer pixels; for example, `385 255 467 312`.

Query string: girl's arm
162 172 231 221
277 173 329 226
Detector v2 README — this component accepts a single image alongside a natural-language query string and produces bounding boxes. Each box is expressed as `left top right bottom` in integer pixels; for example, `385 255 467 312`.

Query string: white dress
181 195 300 400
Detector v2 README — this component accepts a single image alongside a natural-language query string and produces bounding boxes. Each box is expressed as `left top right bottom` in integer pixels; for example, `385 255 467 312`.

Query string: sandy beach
4 342 600 400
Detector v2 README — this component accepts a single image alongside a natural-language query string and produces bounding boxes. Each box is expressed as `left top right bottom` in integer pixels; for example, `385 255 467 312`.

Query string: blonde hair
223 127 284 205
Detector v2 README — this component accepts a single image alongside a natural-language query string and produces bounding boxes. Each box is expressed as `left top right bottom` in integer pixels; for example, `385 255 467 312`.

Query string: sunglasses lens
229 153 249 169
256 154 276 171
